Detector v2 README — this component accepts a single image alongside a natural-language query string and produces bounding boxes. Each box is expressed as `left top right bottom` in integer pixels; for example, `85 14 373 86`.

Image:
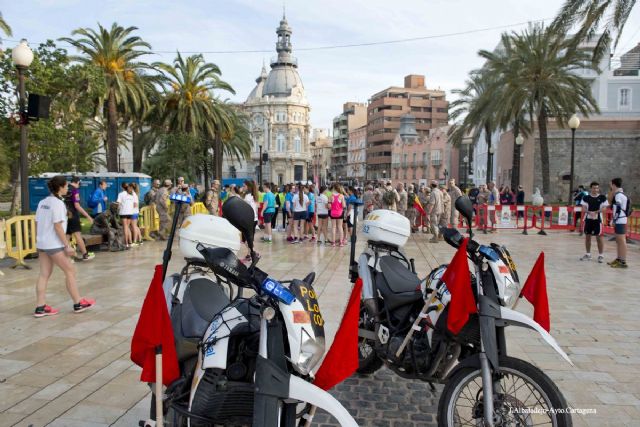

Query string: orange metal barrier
4 215 37 269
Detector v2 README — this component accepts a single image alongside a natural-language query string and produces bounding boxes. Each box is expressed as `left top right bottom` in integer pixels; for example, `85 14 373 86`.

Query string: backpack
382 189 396 207
615 192 633 218
330 193 344 217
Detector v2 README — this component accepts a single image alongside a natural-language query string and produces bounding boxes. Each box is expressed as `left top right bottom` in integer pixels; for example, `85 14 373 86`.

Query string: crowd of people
31 172 632 318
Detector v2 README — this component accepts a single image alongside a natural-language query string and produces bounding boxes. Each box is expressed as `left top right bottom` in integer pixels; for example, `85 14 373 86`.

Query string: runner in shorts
608 178 629 268
579 181 608 263
261 182 276 243
316 186 330 245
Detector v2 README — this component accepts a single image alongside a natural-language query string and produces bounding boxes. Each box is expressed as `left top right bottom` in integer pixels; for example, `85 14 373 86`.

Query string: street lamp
514 134 524 190
382 170 386 181
12 39 34 215
258 144 263 186
488 145 495 182
462 156 469 189
568 114 580 204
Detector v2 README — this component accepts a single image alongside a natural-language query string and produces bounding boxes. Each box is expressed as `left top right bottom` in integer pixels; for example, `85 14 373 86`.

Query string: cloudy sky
3 0 640 130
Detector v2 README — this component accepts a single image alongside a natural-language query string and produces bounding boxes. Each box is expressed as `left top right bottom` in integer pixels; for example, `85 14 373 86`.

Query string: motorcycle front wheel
437 356 572 427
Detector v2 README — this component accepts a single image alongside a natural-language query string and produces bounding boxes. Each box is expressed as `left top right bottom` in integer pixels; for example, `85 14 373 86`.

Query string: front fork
477 277 507 427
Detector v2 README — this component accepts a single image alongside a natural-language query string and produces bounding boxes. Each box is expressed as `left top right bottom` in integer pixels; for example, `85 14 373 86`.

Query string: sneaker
310 237 316 242
610 259 628 269
429 238 439 243
131 242 140 247
290 238 297 244
34 304 59 318
579 254 592 261
597 255 604 264
78 252 95 261
264 239 272 244
286 236 294 242
73 298 95 313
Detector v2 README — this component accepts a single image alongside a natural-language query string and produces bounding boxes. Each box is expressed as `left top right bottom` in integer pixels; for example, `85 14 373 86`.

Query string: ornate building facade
225 15 312 186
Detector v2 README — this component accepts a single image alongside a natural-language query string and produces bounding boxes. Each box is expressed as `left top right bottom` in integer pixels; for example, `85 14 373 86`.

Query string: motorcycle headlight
291 328 325 375
502 279 520 308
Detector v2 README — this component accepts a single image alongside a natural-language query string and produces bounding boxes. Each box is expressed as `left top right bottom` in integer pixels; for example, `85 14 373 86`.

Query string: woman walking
34 176 95 317
316 185 330 244
129 183 143 245
329 183 346 247
117 183 137 249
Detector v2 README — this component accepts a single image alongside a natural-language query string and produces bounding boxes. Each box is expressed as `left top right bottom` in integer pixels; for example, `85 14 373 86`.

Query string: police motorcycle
353 196 574 427
144 195 357 426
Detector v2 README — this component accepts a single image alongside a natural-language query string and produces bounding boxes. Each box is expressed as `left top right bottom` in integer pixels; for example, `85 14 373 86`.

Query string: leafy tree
553 0 636 62
60 23 152 171
142 132 208 183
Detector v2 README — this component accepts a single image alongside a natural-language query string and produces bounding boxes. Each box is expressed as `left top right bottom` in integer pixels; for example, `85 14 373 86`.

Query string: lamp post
258 144 263 186
488 146 495 182
462 156 469 189
568 114 580 204
12 39 34 215
514 134 524 191
382 170 386 182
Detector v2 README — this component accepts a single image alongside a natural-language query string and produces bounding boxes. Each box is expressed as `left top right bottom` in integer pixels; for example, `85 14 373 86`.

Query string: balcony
432 159 442 166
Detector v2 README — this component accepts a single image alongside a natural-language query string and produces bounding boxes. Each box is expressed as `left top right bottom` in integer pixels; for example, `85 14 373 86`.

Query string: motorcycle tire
437 356 572 427
356 304 383 375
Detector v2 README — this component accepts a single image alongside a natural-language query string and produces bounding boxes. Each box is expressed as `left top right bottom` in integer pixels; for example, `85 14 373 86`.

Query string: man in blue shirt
261 183 276 243
189 183 199 201
89 180 108 218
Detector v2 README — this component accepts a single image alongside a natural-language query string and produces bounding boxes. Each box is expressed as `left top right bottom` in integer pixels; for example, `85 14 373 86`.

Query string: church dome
263 65 304 97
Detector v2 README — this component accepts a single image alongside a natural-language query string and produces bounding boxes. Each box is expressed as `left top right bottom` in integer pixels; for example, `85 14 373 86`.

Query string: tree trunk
106 89 119 172
203 145 210 189
9 164 19 216
537 108 550 195
132 127 143 172
214 134 223 180
510 121 520 192
485 124 492 183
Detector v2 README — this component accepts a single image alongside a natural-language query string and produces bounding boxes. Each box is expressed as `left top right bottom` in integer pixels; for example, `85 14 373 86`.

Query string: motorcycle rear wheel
356 304 383 375
437 356 572 427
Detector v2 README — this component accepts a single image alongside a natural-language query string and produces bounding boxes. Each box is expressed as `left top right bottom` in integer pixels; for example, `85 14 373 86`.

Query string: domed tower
238 14 312 186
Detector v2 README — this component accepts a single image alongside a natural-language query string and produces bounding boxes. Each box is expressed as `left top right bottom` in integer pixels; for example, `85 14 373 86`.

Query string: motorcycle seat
180 278 230 339
379 256 422 294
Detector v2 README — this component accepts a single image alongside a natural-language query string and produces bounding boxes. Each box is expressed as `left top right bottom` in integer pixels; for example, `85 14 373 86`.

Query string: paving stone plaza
0 227 639 427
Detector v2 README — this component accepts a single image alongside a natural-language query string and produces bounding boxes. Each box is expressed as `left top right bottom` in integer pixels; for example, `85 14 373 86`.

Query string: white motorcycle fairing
499 307 573 366
288 375 358 427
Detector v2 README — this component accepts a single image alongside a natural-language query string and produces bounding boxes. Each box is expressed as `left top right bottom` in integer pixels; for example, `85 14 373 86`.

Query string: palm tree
553 0 636 62
478 34 533 191
0 12 12 36
498 24 599 194
448 70 499 182
60 23 151 171
154 53 250 184
214 103 252 180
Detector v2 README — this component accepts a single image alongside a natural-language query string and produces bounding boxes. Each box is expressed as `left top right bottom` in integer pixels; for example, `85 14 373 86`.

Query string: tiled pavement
0 226 639 426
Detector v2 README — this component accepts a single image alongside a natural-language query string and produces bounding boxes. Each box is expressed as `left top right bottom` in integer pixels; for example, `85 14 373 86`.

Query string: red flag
131 265 180 386
520 252 550 332
444 239 477 335
414 195 426 217
313 279 363 390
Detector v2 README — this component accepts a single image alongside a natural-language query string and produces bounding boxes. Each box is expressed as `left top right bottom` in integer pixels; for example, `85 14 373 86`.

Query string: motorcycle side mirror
455 196 474 224
222 196 256 255
440 226 464 249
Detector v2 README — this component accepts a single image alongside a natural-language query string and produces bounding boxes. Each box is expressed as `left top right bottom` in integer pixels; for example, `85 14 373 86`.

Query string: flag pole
155 345 163 426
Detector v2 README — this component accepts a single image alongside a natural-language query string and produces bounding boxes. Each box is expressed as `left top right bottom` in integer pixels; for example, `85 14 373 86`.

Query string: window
253 135 261 152
277 133 286 152
619 88 631 109
403 153 408 167
422 152 427 165
412 153 417 165
294 134 302 152
278 174 284 186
